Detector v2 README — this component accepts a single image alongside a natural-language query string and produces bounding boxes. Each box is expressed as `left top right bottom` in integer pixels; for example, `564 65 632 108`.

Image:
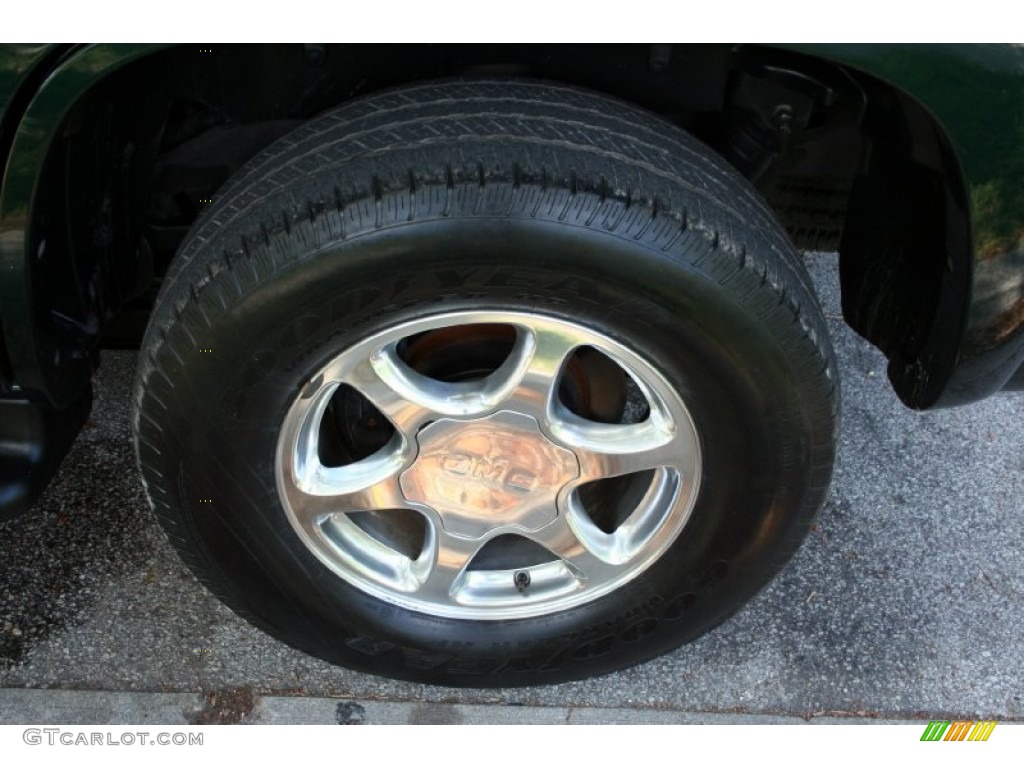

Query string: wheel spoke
340 350 446 435
286 446 409 528
528 513 619 583
415 525 488 602
498 324 583 418
551 412 694 482
342 342 543 432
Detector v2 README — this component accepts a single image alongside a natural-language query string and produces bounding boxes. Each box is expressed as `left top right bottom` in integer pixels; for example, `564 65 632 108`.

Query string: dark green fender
790 43 1024 405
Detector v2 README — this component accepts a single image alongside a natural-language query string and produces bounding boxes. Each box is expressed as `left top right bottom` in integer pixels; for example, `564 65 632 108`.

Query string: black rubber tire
133 80 838 687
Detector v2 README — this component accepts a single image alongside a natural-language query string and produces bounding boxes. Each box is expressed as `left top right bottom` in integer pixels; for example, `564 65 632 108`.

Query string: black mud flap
0 387 91 520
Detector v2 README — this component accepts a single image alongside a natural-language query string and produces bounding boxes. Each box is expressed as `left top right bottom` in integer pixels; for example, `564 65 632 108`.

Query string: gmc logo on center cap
439 452 539 492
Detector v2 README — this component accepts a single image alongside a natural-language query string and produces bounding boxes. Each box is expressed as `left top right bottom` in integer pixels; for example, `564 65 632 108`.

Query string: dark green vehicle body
1 43 1023 517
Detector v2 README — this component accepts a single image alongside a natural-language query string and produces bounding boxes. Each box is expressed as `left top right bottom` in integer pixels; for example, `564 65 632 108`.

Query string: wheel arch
0 43 989 411
0 44 169 407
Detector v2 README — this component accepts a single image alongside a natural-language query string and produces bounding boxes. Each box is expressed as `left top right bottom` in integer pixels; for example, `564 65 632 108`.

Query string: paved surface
1 252 1022 724
0 689 915 725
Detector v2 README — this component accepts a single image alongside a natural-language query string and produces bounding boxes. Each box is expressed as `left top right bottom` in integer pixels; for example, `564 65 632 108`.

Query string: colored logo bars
920 720 997 742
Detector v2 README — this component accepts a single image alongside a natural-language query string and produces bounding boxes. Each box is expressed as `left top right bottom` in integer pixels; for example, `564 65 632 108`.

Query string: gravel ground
1 252 1022 722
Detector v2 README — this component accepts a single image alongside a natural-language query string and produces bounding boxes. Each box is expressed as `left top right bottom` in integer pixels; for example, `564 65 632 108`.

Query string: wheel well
22 43 971 406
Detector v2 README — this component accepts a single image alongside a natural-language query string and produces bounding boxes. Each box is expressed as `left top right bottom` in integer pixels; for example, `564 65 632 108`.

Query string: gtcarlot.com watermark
23 728 203 746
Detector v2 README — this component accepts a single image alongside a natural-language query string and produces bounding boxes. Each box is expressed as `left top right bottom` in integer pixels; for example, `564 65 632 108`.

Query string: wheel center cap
399 410 579 539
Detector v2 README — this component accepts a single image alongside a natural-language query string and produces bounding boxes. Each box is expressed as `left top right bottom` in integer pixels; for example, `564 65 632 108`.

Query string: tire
133 80 838 687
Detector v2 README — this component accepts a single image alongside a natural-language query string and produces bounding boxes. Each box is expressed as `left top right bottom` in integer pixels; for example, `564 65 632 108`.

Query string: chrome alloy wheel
275 311 702 620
